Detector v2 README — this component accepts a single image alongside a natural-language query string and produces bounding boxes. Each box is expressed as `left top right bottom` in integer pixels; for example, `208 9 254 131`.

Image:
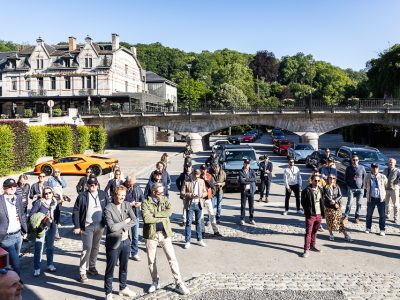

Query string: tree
214 83 249 109
249 50 279 83
0 40 17 52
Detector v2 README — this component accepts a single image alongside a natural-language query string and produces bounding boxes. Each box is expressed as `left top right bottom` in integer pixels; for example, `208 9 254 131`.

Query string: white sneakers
33 269 40 277
175 282 190 295
47 265 56 272
105 293 113 300
198 240 207 247
118 287 136 298
184 242 191 249
329 234 335 241
365 229 370 234
148 279 160 293
282 210 288 216
380 231 386 236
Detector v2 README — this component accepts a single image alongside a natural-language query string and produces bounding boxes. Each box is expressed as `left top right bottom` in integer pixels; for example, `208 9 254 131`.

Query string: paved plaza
6 136 400 300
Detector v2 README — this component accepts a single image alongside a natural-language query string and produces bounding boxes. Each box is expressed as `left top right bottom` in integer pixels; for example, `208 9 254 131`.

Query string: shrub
0 125 15 176
77 126 90 153
46 126 73 159
0 120 30 170
91 106 100 114
27 126 47 165
110 103 120 111
89 126 107 152
23 109 33 118
52 108 62 117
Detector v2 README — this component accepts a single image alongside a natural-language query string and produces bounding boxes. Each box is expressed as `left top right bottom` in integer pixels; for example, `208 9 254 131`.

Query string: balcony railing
28 89 47 96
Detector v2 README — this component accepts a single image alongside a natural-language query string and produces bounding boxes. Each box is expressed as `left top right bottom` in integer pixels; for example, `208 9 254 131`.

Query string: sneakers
329 234 335 241
297 209 303 215
87 268 99 276
179 221 185 227
105 293 113 300
184 242 191 249
175 282 190 295
302 251 309 258
214 232 222 237
250 220 256 225
47 264 56 272
239 220 245 225
119 287 136 298
282 210 288 216
379 231 386 236
345 234 353 242
318 227 325 232
365 229 370 234
130 254 141 261
148 279 160 293
33 269 40 277
79 273 89 283
198 240 207 247
264 197 269 203
310 246 321 252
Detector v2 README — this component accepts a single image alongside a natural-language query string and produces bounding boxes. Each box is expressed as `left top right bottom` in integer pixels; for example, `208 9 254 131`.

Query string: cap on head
3 178 17 188
244 159 250 165
371 163 379 168
153 169 163 176
200 164 207 170
87 177 98 185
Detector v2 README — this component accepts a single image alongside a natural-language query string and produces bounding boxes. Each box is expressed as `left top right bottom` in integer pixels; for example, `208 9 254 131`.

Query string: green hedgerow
0 125 15 176
77 126 90 154
46 126 73 159
27 126 47 165
89 126 107 153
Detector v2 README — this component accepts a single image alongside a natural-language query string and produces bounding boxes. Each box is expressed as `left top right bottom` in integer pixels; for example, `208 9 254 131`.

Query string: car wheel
41 164 54 176
90 165 103 176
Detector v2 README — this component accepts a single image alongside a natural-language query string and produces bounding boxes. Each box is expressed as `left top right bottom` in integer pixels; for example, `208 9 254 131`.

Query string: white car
288 144 315 162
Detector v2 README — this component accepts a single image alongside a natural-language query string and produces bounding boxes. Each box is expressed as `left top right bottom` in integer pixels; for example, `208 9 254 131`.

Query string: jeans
0 232 22 275
33 222 56 270
304 214 322 251
212 193 223 221
240 190 254 221
366 198 386 231
185 202 202 242
285 184 300 211
345 188 363 218
259 176 271 198
131 216 139 256
104 239 130 295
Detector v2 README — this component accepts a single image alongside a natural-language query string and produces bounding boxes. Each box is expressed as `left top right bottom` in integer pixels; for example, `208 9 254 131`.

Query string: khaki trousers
145 232 182 284
385 188 399 221
201 199 219 233
79 223 104 275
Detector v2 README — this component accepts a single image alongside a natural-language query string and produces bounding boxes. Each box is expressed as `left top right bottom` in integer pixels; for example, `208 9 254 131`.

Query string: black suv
334 146 388 182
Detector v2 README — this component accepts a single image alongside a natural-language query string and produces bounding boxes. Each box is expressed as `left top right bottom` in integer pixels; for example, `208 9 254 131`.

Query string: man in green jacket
142 182 190 295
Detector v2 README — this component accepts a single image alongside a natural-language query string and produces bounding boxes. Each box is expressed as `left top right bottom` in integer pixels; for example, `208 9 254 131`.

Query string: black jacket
239 168 256 193
301 186 325 218
323 185 342 209
259 160 273 179
105 178 124 198
72 190 109 230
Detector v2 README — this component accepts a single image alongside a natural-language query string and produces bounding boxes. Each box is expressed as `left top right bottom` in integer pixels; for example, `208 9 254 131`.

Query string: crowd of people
0 145 399 299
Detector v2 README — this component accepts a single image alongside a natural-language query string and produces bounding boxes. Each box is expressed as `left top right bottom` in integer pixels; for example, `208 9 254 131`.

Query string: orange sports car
34 154 118 176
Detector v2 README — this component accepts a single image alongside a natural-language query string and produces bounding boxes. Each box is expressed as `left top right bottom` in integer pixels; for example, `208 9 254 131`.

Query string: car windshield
352 151 387 162
295 144 313 150
225 150 256 161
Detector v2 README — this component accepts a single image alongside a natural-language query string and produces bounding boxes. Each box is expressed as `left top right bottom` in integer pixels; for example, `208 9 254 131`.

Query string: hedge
27 126 47 166
46 126 74 159
0 120 30 170
52 108 62 117
77 126 90 154
0 125 15 176
89 126 107 152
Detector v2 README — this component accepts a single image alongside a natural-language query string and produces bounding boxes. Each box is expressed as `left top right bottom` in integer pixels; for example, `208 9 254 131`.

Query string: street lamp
87 95 91 114
187 63 192 122
301 71 306 107
202 75 208 110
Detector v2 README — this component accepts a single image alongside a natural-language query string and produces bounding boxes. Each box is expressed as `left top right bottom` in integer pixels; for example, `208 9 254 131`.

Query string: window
0 72 2 80
125 64 128 75
64 59 70 67
38 78 44 89
93 76 96 89
11 77 17 90
85 57 92 68
0 87 2 96
86 76 92 89
125 81 128 92
81 76 85 89
36 59 43 69
26 79 30 90
51 77 56 90
65 76 71 89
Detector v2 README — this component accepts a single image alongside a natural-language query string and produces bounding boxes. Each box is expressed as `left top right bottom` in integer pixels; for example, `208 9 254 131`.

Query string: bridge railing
79 98 400 115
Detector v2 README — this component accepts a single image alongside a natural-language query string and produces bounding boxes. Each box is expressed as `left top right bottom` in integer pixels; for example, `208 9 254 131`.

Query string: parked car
271 128 283 137
305 150 328 169
272 132 286 144
219 145 261 190
334 146 388 182
248 129 262 139
228 136 241 145
273 139 292 156
287 143 315 163
34 154 118 176
241 133 256 143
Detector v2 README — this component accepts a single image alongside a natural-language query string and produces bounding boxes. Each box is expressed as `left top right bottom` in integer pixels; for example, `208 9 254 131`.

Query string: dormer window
85 57 92 68
64 59 71 67
36 59 43 69
9 61 16 69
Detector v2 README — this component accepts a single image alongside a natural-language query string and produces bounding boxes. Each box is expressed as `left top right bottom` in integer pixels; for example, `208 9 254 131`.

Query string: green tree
0 40 17 52
214 83 249 109
249 50 279 82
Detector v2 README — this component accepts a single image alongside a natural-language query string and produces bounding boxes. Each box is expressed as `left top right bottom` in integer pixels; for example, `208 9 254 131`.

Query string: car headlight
295 151 301 156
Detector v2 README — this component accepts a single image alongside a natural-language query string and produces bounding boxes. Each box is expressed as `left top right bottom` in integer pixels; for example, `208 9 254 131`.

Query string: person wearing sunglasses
29 187 61 276
29 173 47 203
344 155 366 223
0 268 24 300
72 176 109 283
0 179 27 275
16 174 30 215
142 183 190 295
301 174 325 258
105 170 124 202
76 168 101 194
323 176 352 242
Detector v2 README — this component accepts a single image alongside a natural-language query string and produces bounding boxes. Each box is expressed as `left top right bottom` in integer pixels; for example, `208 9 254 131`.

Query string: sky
1 0 399 71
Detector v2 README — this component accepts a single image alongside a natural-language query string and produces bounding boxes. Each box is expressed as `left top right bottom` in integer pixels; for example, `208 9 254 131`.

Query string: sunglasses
86 171 92 174
352 159 359 161
44 191 53 195
313 180 320 182
54 171 61 173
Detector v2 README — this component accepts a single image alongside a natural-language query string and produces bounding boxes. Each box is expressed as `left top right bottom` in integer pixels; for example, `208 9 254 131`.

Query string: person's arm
283 169 289 190
144 183 151 199
239 171 247 185
154 199 172 218
300 188 307 210
104 179 112 195
142 199 169 224
60 176 67 188
180 182 191 200
297 168 302 189
200 181 208 199
104 206 134 233
29 199 41 216
29 184 36 200
76 178 83 194
219 171 226 188
247 171 256 183
72 195 82 230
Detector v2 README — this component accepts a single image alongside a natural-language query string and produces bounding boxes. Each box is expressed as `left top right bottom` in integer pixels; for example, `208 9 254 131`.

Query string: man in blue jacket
239 159 257 225
0 178 27 275
344 155 366 223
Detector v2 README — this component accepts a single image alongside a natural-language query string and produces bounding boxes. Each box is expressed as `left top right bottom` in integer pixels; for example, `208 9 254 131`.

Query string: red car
273 139 292 156
241 133 256 143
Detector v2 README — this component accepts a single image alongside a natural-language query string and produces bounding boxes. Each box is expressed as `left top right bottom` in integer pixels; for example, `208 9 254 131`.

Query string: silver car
288 143 315 163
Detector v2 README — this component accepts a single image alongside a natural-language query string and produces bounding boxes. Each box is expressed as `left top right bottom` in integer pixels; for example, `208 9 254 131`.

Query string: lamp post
202 75 208 110
301 71 306 108
87 95 91 114
187 63 192 122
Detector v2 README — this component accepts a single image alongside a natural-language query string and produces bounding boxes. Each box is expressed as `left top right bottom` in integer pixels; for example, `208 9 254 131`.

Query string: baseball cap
200 164 207 170
371 163 379 168
87 177 99 185
3 178 17 188
244 159 250 164
153 169 163 175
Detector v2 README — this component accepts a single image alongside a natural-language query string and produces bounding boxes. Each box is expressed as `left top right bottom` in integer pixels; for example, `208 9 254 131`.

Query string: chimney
85 35 92 44
130 46 137 57
68 36 77 51
36 36 44 46
112 33 120 51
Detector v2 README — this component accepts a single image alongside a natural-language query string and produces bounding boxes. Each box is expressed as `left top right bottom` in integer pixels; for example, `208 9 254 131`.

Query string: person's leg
131 219 139 256
161 235 183 284
185 208 193 243
304 216 315 251
205 199 219 233
293 185 301 210
248 192 255 221
104 247 118 295
365 200 375 230
195 205 203 241
266 177 271 198
145 237 159 282
311 215 322 248
33 234 45 271
354 189 363 219
394 188 400 222
45 223 57 267
240 192 246 220
285 187 292 211
259 179 265 200
89 225 104 270
118 240 130 291
216 194 223 221
377 200 386 232
385 190 393 219
80 225 94 276
345 189 354 218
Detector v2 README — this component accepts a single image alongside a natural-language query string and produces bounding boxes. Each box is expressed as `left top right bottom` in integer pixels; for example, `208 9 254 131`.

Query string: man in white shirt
283 158 302 215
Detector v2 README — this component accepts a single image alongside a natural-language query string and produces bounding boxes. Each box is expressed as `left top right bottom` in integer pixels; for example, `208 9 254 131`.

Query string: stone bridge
82 109 400 151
